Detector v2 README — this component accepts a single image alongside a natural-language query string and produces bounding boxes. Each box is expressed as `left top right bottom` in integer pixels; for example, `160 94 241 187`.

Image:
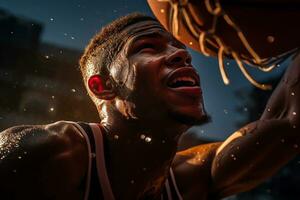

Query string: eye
136 42 156 53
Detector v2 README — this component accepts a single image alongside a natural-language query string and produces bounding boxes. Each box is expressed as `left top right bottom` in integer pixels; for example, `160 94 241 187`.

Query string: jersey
70 122 184 200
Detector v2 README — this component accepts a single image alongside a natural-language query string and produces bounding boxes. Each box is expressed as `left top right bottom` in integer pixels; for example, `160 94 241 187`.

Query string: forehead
121 20 184 49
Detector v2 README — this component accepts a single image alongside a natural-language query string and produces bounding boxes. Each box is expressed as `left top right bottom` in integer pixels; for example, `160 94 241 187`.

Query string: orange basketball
147 0 300 89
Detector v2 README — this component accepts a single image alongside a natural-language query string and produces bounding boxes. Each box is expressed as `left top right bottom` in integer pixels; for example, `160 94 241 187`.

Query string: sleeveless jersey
72 122 183 200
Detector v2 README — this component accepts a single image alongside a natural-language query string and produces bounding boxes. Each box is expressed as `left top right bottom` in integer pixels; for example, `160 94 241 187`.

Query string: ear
88 75 116 100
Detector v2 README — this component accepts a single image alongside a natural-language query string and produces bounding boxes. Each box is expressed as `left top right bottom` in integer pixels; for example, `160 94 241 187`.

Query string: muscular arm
174 54 300 199
210 54 300 197
0 121 88 200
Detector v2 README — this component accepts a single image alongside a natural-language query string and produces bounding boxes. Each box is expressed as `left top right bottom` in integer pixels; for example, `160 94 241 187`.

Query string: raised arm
0 121 88 200
210 53 300 198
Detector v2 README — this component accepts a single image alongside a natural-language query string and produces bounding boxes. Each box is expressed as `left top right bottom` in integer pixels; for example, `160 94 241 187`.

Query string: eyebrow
130 31 169 45
126 31 186 54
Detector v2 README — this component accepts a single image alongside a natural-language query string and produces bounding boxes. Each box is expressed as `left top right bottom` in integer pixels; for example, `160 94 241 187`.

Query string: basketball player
0 13 299 200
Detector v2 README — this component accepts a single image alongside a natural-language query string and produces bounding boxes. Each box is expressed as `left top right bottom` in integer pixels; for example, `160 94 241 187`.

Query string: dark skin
0 20 299 200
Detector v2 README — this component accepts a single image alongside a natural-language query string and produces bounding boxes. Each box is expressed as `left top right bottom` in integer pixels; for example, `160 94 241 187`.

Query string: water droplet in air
50 107 54 112
50 18 54 21
71 89 76 92
114 135 119 140
145 137 152 143
267 36 275 43
18 156 22 159
292 112 297 116
140 134 146 140
291 92 295 96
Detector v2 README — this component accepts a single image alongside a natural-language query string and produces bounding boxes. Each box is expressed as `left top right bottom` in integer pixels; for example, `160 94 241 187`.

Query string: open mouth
168 76 198 88
166 67 200 89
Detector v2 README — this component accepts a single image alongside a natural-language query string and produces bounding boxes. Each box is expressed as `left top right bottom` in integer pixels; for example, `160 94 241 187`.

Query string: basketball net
157 0 299 90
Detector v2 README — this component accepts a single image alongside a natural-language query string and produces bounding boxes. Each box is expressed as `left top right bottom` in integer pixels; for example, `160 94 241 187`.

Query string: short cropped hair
79 13 157 85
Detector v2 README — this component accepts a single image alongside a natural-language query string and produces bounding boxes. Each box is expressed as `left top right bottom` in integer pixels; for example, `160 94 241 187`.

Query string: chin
168 104 210 127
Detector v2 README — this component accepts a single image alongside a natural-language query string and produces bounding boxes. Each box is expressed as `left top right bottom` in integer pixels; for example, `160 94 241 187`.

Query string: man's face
110 20 207 125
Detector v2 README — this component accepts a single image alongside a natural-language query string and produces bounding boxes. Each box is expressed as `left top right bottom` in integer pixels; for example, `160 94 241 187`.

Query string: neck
100 110 189 198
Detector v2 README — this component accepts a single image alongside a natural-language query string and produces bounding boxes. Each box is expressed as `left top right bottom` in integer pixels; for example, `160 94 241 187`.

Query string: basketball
148 0 300 89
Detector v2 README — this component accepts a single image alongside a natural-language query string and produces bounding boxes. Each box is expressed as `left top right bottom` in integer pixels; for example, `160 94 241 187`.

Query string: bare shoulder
172 142 222 199
0 121 88 200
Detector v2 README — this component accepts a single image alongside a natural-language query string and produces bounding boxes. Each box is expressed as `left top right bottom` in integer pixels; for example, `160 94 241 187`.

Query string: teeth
171 76 196 85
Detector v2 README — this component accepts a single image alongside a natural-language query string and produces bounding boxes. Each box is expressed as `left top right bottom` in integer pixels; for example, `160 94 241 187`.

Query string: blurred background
0 0 299 199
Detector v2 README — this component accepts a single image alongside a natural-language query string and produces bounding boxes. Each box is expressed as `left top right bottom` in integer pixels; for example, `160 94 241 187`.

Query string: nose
165 48 192 67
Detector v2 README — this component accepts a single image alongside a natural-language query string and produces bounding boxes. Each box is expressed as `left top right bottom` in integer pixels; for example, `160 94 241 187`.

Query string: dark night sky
0 0 289 140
